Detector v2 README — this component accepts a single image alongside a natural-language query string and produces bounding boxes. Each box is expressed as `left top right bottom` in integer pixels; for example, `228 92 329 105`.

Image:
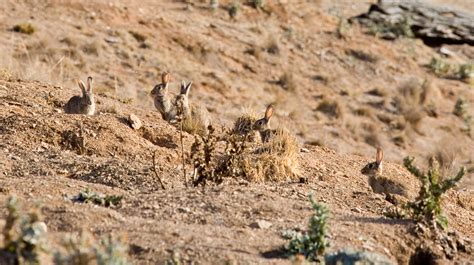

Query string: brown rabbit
253 105 277 143
361 148 407 198
150 72 177 122
175 81 211 136
64 76 95 115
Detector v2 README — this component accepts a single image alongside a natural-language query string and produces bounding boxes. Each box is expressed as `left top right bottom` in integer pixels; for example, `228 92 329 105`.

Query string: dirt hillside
0 0 473 264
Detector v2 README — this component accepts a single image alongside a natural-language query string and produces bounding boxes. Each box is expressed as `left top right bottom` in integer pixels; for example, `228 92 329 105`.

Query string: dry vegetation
0 0 473 264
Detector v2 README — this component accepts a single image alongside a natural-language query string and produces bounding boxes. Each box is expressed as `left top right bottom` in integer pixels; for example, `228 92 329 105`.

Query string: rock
129 114 142 130
300 147 310 153
325 248 395 265
250 220 272 229
351 0 474 45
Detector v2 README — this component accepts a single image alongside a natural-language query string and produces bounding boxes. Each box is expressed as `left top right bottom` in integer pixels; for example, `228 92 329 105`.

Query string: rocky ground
0 0 473 264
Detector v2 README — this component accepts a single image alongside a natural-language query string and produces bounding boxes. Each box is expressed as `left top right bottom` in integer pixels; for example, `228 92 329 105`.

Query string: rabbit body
176 81 210 135
150 72 177 122
361 148 407 198
253 105 277 143
64 76 95 115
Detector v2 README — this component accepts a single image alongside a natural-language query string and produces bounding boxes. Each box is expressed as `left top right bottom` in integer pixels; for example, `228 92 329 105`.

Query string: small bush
453 97 468 118
72 188 123 208
316 98 344 119
13 23 36 35
367 16 413 39
278 72 297 92
129 30 146 42
403 156 465 229
54 230 130 265
283 194 329 262
428 57 451 77
248 0 264 9
1 196 48 264
228 2 240 18
210 0 219 10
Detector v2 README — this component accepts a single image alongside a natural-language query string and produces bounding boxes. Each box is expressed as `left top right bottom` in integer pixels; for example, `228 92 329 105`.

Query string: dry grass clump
278 72 297 92
393 78 432 132
12 23 36 35
191 125 300 185
316 98 344 119
232 112 257 137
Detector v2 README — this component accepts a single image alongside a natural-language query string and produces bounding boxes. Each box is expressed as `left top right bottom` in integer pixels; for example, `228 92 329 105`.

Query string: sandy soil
0 0 473 264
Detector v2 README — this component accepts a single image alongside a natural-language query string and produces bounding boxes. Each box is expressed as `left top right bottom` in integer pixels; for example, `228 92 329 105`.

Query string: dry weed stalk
152 150 166 190
177 100 188 187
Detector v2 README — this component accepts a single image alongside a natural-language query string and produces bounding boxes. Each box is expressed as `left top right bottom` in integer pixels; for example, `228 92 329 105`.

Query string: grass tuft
72 188 123 208
12 23 36 35
283 194 329 262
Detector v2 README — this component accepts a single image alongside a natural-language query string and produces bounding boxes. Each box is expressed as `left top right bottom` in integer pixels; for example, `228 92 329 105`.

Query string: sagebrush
283 194 329 262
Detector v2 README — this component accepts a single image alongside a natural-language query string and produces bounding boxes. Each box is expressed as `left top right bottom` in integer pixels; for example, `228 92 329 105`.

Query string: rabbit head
361 147 384 176
253 105 274 132
176 81 192 105
150 72 170 98
78 76 94 106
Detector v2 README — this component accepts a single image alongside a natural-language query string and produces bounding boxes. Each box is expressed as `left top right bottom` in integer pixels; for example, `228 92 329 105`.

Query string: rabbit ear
162 72 170 84
185 82 192 96
86 76 93 92
265 105 273 121
376 147 383 165
78 80 87 96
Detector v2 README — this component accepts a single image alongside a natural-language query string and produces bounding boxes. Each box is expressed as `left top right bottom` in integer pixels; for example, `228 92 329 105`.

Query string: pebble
250 219 272 229
129 114 142 130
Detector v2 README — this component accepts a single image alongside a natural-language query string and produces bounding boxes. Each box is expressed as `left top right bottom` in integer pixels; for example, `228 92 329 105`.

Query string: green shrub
54 231 130 265
72 188 123 208
228 2 240 18
249 0 264 9
283 194 329 261
13 23 36 35
403 157 465 229
1 196 48 264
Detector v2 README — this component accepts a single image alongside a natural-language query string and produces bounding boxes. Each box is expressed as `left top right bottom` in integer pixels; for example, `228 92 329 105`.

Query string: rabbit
253 105 277 143
361 148 408 201
150 72 177 122
64 76 95 115
175 81 211 135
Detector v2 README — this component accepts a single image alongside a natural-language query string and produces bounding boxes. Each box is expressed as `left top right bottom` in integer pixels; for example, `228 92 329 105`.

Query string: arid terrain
0 0 473 264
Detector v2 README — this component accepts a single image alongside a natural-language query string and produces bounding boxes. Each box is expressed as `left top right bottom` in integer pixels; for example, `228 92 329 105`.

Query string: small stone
300 147 310 153
250 220 272 229
129 114 142 130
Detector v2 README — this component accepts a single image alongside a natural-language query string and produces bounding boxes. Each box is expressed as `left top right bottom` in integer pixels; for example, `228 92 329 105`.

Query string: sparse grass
228 2 240 19
54 230 130 265
428 57 451 77
393 78 431 132
129 30 147 42
353 106 374 118
347 49 378 63
249 0 264 9
278 72 297 92
428 58 473 82
403 156 465 229
453 97 472 136
72 188 123 208
264 37 280 55
336 16 350 39
316 98 344 119
453 97 468 118
367 16 413 39
232 112 257 137
283 194 329 262
210 0 219 10
1 196 48 264
12 23 36 35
